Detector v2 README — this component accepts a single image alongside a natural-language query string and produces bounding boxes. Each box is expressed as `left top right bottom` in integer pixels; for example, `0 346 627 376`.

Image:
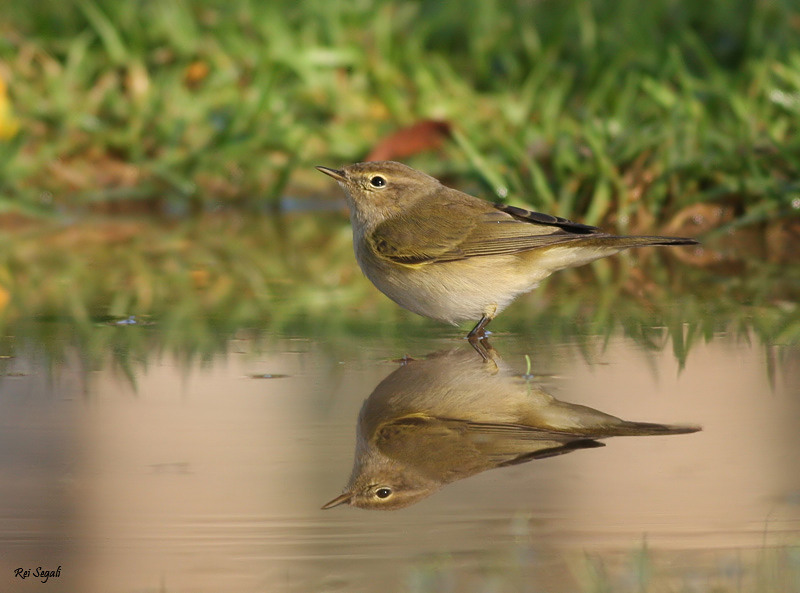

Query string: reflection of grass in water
0 214 797 381
576 542 800 593
402 539 800 593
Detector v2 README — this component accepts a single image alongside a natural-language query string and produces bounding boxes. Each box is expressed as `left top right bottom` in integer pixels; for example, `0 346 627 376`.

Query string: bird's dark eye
375 487 392 499
369 175 387 188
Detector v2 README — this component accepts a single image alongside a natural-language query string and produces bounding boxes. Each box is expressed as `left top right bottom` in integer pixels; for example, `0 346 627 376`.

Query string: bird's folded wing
368 198 603 265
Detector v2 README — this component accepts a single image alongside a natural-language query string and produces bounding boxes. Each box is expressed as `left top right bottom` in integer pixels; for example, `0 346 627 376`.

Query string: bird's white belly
359 253 541 325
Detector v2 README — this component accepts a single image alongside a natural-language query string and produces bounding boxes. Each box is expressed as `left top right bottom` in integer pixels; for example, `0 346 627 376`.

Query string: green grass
1 0 799 230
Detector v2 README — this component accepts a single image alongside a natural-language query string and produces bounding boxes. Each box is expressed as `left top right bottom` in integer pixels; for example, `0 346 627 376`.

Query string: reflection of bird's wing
375 415 601 481
493 438 604 465
368 191 601 265
459 420 604 465
375 416 488 480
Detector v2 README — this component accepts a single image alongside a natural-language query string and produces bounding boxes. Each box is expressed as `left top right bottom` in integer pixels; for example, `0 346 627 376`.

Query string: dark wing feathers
494 203 600 234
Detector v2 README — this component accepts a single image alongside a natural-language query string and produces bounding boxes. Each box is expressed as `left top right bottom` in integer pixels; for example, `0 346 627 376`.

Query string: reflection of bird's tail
610 421 701 436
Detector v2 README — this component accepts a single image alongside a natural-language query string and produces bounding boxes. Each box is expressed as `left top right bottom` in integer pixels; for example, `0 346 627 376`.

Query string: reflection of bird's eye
369 176 387 188
375 487 392 499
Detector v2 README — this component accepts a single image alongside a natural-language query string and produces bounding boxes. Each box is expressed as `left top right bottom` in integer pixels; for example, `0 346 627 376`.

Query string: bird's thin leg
467 315 492 345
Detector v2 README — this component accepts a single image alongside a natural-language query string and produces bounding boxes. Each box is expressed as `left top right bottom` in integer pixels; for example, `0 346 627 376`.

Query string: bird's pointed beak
316 166 346 182
321 491 352 510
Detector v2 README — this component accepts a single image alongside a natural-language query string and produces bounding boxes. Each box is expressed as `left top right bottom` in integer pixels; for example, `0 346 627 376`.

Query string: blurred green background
2 0 799 222
0 0 798 361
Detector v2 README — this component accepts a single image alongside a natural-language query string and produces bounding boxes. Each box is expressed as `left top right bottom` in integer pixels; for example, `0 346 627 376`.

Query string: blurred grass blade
78 0 129 64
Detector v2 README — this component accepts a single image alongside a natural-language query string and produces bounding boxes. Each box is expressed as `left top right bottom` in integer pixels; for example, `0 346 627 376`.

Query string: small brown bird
317 161 698 343
322 347 700 510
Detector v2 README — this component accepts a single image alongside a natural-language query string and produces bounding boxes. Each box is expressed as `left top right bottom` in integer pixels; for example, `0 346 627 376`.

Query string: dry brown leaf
365 120 452 162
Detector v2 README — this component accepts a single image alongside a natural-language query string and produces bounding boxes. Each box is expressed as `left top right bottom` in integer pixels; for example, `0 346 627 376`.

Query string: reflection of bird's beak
316 166 346 182
321 491 352 509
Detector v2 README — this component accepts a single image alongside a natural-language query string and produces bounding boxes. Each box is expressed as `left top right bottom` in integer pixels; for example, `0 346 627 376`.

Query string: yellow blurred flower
0 75 20 140
0 285 9 311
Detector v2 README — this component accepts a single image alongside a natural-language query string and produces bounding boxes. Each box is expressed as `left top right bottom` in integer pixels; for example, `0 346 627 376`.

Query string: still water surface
0 217 798 592
1 322 798 592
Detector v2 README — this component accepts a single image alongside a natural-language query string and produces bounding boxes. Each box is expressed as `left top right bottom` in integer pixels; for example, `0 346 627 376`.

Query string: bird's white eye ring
370 176 387 188
375 487 392 499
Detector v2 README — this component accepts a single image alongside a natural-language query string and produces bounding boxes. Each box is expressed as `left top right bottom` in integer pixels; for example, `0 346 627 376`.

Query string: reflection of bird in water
323 347 700 510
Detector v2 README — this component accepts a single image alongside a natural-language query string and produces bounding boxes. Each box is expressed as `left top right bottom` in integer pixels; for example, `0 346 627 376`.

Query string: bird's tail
607 420 701 437
588 235 699 249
